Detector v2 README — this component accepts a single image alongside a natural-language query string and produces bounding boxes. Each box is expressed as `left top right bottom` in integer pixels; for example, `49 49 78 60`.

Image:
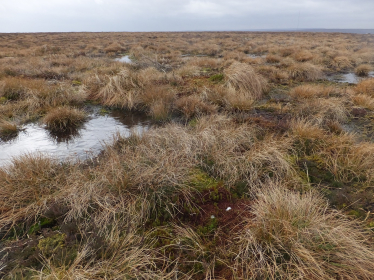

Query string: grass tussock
224 62 267 101
355 64 372 77
288 62 323 81
42 107 86 132
0 120 19 141
295 97 348 125
233 184 374 279
2 31 374 278
355 78 374 96
289 84 336 99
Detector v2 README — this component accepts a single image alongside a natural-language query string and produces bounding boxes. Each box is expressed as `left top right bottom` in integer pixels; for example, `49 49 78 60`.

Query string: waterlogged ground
327 72 374 84
115 55 132 63
0 107 150 165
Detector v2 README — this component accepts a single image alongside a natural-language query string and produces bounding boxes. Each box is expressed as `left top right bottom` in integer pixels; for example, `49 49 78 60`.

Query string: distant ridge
245 28 374 34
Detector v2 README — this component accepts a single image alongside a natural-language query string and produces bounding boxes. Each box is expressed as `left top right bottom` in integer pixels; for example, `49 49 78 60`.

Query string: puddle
247 54 266 58
0 107 150 166
115 55 132 63
327 72 374 84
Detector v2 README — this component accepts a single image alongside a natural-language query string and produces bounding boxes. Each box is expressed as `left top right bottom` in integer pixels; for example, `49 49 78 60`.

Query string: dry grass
0 154 70 227
224 62 267 101
174 94 217 119
1 31 374 278
295 97 348 125
42 106 86 132
289 84 336 99
233 184 374 279
0 119 19 141
288 62 323 81
352 94 374 110
355 78 374 96
355 64 372 77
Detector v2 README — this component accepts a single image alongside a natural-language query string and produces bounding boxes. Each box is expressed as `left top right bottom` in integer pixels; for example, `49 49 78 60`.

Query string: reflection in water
0 109 150 166
115 55 132 63
327 72 374 84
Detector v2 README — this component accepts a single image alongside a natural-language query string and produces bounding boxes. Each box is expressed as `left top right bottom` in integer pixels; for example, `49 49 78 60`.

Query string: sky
0 0 373 32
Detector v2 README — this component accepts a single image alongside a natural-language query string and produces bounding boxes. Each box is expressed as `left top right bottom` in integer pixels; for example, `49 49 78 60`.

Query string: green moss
0 96 7 104
188 169 219 191
99 108 110 115
209 73 224 83
28 217 56 235
38 233 66 257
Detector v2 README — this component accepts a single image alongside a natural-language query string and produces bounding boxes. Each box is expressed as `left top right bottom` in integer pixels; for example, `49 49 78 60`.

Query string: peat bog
1 31 374 279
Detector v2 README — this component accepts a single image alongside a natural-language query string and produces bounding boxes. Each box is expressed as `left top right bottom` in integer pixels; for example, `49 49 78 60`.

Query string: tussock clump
94 69 143 108
293 50 314 62
0 77 28 101
296 97 348 125
333 55 352 70
265 54 281 63
0 154 69 227
352 94 374 110
224 62 267 100
176 64 200 77
174 94 217 119
355 64 372 77
233 184 374 279
289 118 326 141
289 84 336 99
257 65 289 83
320 134 374 184
279 47 295 57
355 78 374 96
288 62 323 81
43 107 86 132
0 119 18 141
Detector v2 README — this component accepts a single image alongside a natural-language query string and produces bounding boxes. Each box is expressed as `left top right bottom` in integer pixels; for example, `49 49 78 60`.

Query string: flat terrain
1 31 374 279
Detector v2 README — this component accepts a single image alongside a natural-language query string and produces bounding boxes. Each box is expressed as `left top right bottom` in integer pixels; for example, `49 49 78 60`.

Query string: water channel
0 107 150 166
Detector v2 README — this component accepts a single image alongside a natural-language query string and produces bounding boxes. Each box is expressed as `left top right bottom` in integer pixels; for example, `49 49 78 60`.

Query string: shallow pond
246 53 266 58
0 107 150 166
115 55 132 63
327 72 374 84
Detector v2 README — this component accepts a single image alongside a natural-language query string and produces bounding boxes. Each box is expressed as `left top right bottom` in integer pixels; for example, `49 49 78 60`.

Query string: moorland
1 31 374 279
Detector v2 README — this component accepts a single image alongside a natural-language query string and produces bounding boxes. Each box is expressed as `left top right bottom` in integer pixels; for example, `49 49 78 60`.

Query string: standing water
0 108 150 166
327 72 374 84
115 55 132 63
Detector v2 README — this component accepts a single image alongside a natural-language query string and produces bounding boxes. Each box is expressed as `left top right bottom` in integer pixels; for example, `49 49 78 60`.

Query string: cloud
0 0 372 32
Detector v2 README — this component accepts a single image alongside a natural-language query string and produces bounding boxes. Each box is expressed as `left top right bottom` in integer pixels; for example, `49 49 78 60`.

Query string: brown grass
1 31 374 278
355 64 372 77
42 106 86 132
288 62 323 81
0 119 18 141
355 78 374 96
233 183 374 279
289 84 337 99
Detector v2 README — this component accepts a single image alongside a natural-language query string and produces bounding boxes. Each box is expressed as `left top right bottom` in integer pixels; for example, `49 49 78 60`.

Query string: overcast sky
0 0 373 32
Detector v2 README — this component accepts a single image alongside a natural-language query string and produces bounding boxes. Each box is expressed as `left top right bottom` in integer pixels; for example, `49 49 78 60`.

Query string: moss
231 181 248 198
99 107 110 115
28 217 56 235
188 169 219 191
197 217 218 235
0 96 7 104
37 233 66 257
209 73 224 83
